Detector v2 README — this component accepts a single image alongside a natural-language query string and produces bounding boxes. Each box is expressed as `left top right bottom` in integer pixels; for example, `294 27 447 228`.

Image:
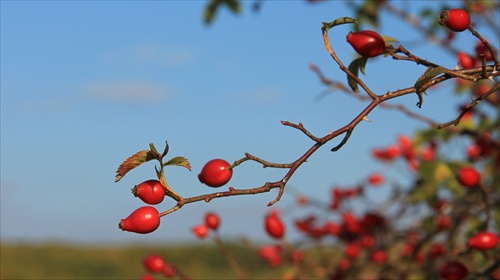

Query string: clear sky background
1 1 498 245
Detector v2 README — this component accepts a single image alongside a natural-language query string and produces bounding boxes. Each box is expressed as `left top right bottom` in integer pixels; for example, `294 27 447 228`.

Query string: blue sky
1 1 498 245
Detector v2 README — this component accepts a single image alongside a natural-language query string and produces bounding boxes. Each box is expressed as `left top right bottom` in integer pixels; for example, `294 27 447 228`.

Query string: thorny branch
157 18 499 216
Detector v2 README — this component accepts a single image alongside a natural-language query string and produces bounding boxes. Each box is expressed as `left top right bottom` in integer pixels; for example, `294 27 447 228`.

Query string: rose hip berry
192 224 209 239
346 30 386 58
439 9 471 32
198 159 233 188
440 261 468 280
204 212 221 231
143 254 166 273
132 179 166 205
458 51 475 69
469 231 499 250
119 206 160 234
457 166 481 187
265 212 285 239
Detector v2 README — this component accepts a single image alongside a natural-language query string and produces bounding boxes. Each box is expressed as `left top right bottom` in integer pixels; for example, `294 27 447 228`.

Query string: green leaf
414 66 445 107
115 150 157 182
415 66 446 92
204 0 241 25
347 56 368 92
164 156 192 171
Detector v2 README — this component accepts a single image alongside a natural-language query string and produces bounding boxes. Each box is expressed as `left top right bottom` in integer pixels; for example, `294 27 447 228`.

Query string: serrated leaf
347 57 368 92
415 66 445 94
414 66 445 107
115 150 157 182
163 156 192 171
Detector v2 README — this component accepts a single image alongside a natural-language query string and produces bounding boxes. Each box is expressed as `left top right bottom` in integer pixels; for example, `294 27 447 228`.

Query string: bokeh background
1 1 497 247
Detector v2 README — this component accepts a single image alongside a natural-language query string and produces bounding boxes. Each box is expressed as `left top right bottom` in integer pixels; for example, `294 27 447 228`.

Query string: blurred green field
1 242 289 279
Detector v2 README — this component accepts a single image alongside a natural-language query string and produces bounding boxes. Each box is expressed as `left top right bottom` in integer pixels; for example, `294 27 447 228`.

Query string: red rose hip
457 166 481 187
143 254 166 273
265 212 285 239
458 51 475 69
192 224 209 239
469 231 499 250
198 159 233 187
346 30 385 58
204 212 221 230
119 206 160 234
440 261 468 280
132 179 166 205
439 9 471 32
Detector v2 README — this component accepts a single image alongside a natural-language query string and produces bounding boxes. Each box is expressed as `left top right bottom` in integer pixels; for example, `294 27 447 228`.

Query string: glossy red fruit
192 224 209 239
265 212 285 239
440 261 468 280
132 180 166 205
204 212 221 230
143 254 166 273
346 30 385 57
119 206 160 234
458 51 475 69
439 9 471 32
469 232 499 250
457 166 481 187
198 159 233 188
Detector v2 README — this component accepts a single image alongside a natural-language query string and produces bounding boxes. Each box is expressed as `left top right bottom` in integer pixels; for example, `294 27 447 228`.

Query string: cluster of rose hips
140 254 179 280
119 158 233 234
191 211 221 239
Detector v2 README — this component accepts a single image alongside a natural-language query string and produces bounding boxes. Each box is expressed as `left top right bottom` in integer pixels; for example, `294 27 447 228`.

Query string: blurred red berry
345 243 361 259
428 243 446 259
475 41 496 61
192 224 209 239
265 212 285 239
370 250 388 264
458 51 476 69
440 261 468 280
143 254 166 273
368 172 384 186
204 212 221 231
457 166 481 187
437 215 453 230
162 263 178 278
141 274 155 280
